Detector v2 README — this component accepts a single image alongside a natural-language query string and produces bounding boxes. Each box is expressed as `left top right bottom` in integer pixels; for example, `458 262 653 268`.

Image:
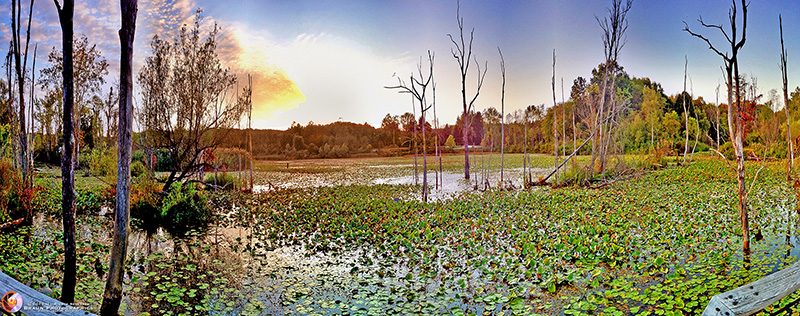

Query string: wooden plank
0 271 95 315
702 261 800 316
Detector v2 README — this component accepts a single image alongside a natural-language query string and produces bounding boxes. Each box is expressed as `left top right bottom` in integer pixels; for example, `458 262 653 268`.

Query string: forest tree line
210 64 800 162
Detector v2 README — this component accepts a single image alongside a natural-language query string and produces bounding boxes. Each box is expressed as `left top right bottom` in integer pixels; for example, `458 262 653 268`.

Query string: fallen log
0 218 24 230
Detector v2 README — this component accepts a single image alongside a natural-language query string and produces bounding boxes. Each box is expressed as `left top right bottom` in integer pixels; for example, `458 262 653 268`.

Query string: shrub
744 132 762 146
154 149 174 172
209 148 251 171
87 146 117 177
0 124 12 160
160 183 212 233
444 135 456 150
307 143 319 155
75 187 115 215
203 172 239 191
130 177 162 233
720 142 735 160
745 143 766 160
769 143 788 159
132 150 145 164
131 181 212 235
0 161 31 223
131 160 147 178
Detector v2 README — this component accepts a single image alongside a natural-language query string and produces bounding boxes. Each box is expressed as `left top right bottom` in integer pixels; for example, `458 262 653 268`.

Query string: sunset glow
0 0 798 130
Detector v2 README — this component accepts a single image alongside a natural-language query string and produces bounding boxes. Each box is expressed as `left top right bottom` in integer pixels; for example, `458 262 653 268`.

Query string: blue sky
1 0 799 130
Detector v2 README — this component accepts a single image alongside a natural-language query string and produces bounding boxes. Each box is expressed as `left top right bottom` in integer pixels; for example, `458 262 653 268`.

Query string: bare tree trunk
686 0 749 252
523 114 528 187
682 56 689 165
488 135 493 189
573 103 576 169
731 8 749 254
412 94 418 185
101 1 137 313
28 44 36 185
716 83 721 151
601 96 616 175
54 0 77 304
499 48 505 186
248 75 253 192
691 118 699 162
528 128 533 182
6 54 16 170
422 110 427 202
448 1 486 180
780 15 793 179
561 78 566 159
552 50 559 185
542 125 598 184
690 79 699 162
434 83 442 189
463 111 469 179
11 0 35 190
434 134 439 189
481 136 485 189
386 52 435 195
595 0 632 177
541 98 622 184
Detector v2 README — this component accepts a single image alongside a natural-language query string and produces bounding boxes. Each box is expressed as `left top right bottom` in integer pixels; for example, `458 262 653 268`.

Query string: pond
4 155 800 315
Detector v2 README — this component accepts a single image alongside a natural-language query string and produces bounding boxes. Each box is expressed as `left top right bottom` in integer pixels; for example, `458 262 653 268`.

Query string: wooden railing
0 271 96 315
703 261 800 315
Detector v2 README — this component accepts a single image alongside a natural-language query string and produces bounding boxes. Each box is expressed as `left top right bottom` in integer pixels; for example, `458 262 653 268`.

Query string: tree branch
683 22 729 60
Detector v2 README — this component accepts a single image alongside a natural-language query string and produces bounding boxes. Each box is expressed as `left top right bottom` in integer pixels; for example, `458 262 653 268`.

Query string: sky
0 0 799 130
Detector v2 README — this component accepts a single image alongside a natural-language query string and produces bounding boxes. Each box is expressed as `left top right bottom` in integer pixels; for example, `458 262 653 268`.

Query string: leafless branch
709 148 736 172
745 164 765 200
683 21 729 60
698 16 732 43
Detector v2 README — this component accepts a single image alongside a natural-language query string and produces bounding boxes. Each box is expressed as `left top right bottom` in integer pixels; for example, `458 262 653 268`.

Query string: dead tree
573 96 577 165
561 78 566 159
435 84 442 189
411 94 418 185
539 105 622 184
100 0 137 314
716 82 721 151
592 0 633 177
498 47 506 186
689 77 700 162
10 0 35 189
552 49 559 185
430 81 442 189
432 82 439 189
248 75 254 192
684 0 750 252
387 52 435 202
523 107 529 187
54 0 77 304
682 56 689 164
448 0 487 180
780 15 793 179
27 44 36 183
5 53 14 165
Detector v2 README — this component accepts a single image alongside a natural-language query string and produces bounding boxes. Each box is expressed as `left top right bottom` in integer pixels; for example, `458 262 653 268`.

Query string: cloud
217 26 305 119
139 0 197 39
0 0 399 130
259 33 414 128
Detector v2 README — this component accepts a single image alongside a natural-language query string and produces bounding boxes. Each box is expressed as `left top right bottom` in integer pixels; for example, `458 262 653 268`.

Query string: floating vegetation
2 155 799 315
